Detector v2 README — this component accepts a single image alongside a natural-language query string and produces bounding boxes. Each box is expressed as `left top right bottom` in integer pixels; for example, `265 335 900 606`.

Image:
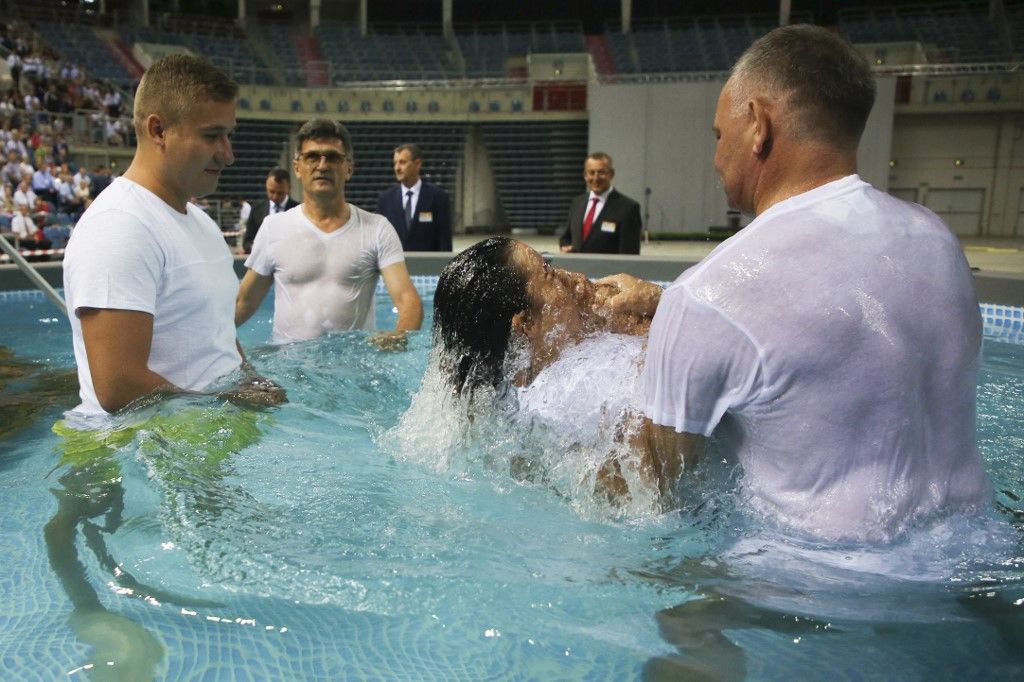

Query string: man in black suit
376 143 452 252
243 167 298 254
559 152 642 255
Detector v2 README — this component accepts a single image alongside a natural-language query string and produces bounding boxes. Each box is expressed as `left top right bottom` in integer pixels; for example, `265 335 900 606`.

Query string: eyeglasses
298 150 348 166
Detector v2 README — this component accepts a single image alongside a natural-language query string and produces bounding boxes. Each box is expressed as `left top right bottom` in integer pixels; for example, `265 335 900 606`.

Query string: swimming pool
1 283 1023 680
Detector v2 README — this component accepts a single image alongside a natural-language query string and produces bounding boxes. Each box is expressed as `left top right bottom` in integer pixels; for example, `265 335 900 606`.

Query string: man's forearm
234 299 258 327
394 296 424 331
94 367 180 413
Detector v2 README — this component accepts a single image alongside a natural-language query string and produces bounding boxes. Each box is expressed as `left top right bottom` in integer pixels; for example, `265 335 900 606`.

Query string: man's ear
750 98 772 157
146 114 166 146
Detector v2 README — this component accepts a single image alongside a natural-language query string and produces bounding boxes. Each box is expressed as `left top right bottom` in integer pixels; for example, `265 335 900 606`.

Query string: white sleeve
375 214 406 270
64 209 163 316
244 217 276 276
642 285 764 436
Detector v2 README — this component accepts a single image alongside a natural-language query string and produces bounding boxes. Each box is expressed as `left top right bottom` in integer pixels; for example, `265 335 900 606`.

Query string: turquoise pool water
1 286 1022 680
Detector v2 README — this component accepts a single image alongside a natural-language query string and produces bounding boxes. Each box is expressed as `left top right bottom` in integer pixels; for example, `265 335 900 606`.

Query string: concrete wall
588 78 896 233
888 111 1024 236
456 125 501 231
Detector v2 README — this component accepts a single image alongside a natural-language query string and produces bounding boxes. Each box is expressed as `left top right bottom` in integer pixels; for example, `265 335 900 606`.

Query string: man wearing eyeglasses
235 119 423 347
559 152 642 255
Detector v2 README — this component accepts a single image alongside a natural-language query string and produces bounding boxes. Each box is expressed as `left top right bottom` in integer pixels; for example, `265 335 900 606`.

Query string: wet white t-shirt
63 177 242 417
518 333 645 440
245 204 405 344
643 175 991 541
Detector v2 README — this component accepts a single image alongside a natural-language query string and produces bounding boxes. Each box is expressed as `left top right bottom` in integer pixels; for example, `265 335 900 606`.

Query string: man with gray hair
236 119 423 347
608 25 989 541
63 54 284 416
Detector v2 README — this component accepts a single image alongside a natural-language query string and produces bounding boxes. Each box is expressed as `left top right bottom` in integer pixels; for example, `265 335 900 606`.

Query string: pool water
1 288 1023 680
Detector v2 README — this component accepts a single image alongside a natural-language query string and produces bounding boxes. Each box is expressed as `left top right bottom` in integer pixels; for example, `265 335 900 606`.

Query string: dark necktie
582 197 599 242
404 190 414 228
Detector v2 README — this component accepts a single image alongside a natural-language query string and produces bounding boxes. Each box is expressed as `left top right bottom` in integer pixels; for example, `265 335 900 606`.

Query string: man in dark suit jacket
559 152 642 255
376 143 452 252
243 167 299 253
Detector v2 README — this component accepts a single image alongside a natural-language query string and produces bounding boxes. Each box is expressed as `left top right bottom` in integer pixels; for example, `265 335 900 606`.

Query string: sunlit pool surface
1 288 1022 680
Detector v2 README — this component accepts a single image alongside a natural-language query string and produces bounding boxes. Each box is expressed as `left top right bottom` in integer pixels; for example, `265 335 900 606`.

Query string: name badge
418 211 433 223
600 221 617 233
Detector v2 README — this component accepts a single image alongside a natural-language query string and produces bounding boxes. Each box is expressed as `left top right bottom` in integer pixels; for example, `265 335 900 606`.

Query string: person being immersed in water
431 236 665 501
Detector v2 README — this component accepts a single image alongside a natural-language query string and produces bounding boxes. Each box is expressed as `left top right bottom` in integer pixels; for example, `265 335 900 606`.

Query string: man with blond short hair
63 54 284 417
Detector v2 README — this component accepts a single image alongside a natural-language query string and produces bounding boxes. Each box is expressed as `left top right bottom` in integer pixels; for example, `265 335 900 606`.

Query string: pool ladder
0 234 67 317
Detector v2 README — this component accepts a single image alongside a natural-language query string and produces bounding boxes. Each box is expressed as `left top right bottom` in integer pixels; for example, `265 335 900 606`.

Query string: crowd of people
0 21 129 255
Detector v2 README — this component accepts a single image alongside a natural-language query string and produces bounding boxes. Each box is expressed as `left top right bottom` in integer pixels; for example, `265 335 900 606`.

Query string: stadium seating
481 120 588 232
217 120 294 200
34 21 135 86
332 121 467 211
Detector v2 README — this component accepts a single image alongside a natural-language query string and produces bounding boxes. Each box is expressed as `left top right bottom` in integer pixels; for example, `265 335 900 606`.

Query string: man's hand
593 274 662 318
559 244 573 253
369 330 409 352
220 375 287 407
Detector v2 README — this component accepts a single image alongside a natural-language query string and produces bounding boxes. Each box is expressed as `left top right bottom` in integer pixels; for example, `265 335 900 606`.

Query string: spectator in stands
376 143 452 252
559 152 642 255
52 133 69 160
11 204 50 253
72 175 91 212
31 134 49 168
13 177 41 214
103 88 122 118
105 116 127 146
242 167 298 254
4 128 28 160
6 51 21 92
0 94 14 123
72 165 90 194
63 54 284 416
88 165 112 199
22 89 41 118
618 24 990 541
0 182 16 213
56 169 84 219
235 118 423 348
1 151 22 186
31 161 58 206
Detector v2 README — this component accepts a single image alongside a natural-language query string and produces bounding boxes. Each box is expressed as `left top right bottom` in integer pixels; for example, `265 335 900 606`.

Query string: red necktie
582 196 599 242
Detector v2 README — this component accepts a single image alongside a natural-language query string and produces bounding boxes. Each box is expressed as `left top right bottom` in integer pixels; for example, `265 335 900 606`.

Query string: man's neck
753 145 857 216
302 194 350 233
122 157 189 214
401 177 420 191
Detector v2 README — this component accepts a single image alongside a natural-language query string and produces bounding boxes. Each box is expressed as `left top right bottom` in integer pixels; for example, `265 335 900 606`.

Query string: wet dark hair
433 237 530 394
